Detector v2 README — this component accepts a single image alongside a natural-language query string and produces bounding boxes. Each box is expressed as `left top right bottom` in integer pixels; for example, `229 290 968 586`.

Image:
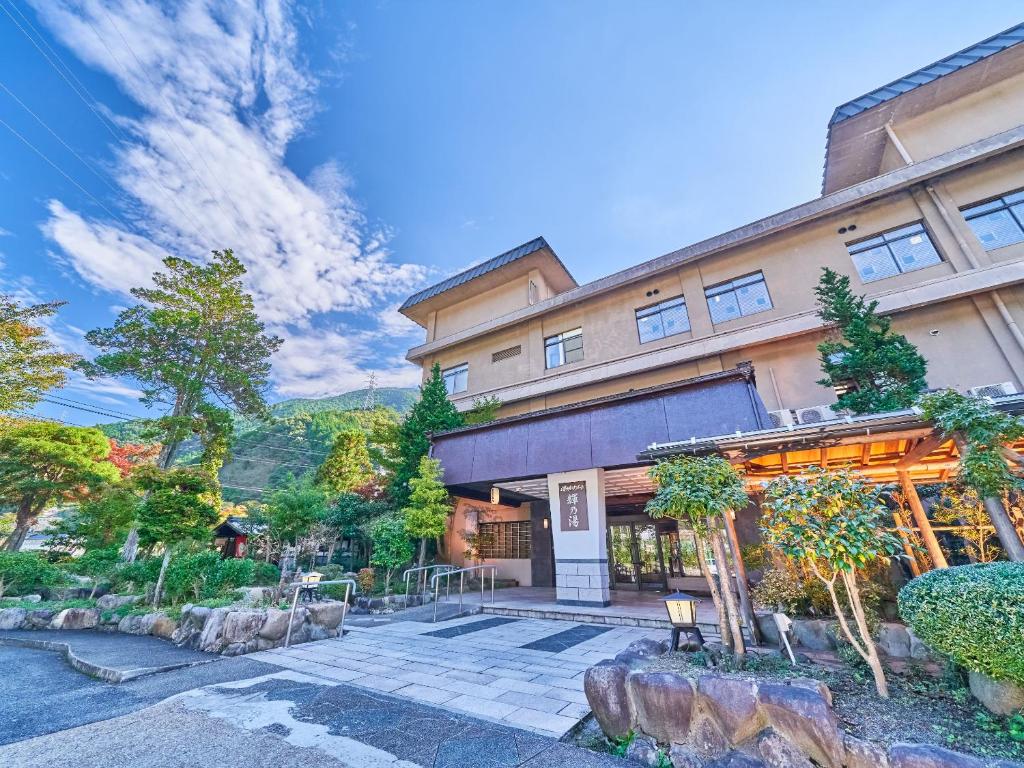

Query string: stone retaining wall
584 640 1021 768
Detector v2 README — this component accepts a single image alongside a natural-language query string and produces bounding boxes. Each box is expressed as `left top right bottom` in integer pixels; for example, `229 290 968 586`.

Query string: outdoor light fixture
662 592 705 651
543 518 549 529
490 487 500 505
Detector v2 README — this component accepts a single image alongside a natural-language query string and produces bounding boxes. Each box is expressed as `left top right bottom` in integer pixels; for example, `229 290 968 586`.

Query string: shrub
63 547 122 596
206 557 256 596
357 567 375 595
898 562 1024 685
111 557 162 593
251 561 280 586
752 568 808 614
0 551 66 597
162 551 222 604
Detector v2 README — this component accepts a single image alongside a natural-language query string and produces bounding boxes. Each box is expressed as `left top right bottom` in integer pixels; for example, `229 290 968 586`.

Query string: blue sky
0 1 1020 427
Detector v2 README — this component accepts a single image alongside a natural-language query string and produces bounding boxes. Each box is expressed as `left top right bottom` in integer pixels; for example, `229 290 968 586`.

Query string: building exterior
401 25 1024 606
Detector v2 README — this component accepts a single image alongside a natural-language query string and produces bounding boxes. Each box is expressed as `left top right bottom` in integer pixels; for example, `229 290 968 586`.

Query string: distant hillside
98 386 419 503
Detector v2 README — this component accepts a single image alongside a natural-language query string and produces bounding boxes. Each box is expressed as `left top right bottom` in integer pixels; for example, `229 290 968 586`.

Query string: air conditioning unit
968 382 1018 399
795 405 838 425
767 409 795 428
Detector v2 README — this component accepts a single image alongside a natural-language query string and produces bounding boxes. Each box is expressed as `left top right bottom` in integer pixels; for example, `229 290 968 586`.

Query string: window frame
477 520 531 559
441 362 468 395
845 221 942 283
544 327 584 369
635 294 691 344
961 189 1024 251
704 271 773 325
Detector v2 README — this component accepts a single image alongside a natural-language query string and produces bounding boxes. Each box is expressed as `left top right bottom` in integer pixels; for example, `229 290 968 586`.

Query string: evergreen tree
814 268 927 414
403 457 452 567
0 297 78 414
316 429 373 494
389 363 462 506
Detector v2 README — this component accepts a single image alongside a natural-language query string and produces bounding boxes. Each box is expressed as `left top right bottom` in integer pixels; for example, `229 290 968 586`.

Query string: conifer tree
317 429 373 494
389 363 462 506
403 457 452 567
815 268 927 414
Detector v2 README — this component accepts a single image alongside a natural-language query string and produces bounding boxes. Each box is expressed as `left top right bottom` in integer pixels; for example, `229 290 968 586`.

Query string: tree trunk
3 497 37 551
840 570 889 698
695 531 729 649
710 526 746 656
152 548 172 608
722 509 762 645
418 537 427 568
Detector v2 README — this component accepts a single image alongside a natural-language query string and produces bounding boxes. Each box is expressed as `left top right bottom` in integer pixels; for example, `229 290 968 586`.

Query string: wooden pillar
722 508 763 645
897 470 948 569
891 510 924 577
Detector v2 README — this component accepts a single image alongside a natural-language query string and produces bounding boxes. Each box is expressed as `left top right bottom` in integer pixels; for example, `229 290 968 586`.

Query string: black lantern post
662 592 705 651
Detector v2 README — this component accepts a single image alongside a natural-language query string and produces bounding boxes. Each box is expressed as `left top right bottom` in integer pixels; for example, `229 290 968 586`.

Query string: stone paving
248 613 667 738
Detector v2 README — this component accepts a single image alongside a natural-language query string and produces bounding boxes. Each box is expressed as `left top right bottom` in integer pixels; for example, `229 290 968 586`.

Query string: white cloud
29 0 429 394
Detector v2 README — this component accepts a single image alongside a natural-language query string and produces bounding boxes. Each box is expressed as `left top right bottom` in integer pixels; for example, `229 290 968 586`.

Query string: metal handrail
284 578 357 648
402 564 456 598
430 565 497 622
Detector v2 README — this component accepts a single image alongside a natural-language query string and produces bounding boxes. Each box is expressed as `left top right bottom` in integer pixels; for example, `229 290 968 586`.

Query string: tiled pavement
248 614 667 738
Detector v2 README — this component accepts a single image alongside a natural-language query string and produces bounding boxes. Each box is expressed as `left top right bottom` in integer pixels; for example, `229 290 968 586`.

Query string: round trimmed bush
898 562 1024 684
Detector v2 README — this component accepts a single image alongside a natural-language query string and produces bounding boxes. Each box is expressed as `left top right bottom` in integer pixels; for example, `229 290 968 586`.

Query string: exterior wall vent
492 345 522 363
767 409 795 428
795 405 838 425
968 382 1017 399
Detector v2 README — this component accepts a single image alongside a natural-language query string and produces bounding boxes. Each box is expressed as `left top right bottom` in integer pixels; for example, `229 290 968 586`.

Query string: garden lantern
662 592 705 651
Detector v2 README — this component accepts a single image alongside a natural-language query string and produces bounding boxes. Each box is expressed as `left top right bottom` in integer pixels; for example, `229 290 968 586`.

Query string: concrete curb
0 635 217 683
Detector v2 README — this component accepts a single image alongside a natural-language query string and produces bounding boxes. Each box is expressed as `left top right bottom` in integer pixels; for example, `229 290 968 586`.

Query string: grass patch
0 597 97 612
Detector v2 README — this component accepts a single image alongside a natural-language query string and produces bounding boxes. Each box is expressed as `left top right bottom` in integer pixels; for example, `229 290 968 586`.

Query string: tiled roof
400 236 571 311
829 23 1024 126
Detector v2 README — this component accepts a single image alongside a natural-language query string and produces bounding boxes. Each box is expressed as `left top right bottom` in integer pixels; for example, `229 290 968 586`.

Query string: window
705 271 772 324
545 327 583 369
442 363 468 395
477 521 531 559
636 295 690 343
847 222 941 283
962 190 1024 251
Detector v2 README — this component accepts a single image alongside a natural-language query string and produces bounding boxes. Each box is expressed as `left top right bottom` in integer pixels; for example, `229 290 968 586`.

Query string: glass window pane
735 279 772 315
660 302 690 336
849 235 885 253
708 289 740 323
1004 191 1024 204
884 223 923 241
888 230 941 272
546 344 562 369
637 312 665 343
963 199 1004 217
851 245 900 282
967 209 1024 251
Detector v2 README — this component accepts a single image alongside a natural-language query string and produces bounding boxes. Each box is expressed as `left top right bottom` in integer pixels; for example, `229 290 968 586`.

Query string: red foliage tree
106 439 160 478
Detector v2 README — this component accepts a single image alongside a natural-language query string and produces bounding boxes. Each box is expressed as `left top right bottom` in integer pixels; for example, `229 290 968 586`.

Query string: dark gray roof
400 236 572 311
829 23 1024 126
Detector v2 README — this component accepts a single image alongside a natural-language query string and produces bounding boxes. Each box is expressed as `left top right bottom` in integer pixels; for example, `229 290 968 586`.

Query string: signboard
558 481 589 531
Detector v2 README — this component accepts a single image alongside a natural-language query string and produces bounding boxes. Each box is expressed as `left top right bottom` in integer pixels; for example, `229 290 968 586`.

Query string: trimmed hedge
898 562 1024 684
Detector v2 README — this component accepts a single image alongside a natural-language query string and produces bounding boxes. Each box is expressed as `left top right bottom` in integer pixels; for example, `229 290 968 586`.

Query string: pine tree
815 268 927 414
389 363 462 506
317 429 373 494
403 457 452 567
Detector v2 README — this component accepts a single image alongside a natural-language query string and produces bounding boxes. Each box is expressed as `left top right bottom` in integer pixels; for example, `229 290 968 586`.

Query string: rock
0 607 27 630
187 605 212 630
756 683 844 768
149 614 177 640
26 609 55 629
789 619 836 651
756 615 782 647
307 623 332 642
968 671 1024 716
757 729 813 768
706 753 766 768
626 735 662 767
877 623 912 658
258 608 292 641
669 744 705 768
49 608 100 630
583 661 632 740
20 594 42 603
787 678 833 707
689 717 730 760
625 638 668 658
843 734 889 768
627 671 695 745
905 627 932 660
197 607 230 652
306 601 346 630
118 614 148 635
221 610 264 645
888 743 986 768
96 594 141 611
697 674 762 744
614 651 650 669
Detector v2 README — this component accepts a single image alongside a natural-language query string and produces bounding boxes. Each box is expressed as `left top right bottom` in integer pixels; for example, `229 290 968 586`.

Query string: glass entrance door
607 522 668 591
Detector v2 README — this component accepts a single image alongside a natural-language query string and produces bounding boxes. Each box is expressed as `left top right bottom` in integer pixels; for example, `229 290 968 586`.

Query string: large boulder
877 623 912 658
149 613 178 640
117 614 149 635
756 684 844 768
258 606 306 642
706 753 766 768
306 601 345 630
627 671 695 745
757 729 814 768
669 745 704 768
625 735 662 767
235 587 274 605
0 607 27 630
888 744 985 768
583 661 632 740
843 734 889 768
96 594 141 611
220 610 264 646
49 608 100 630
789 619 836 651
25 609 55 629
968 671 1024 716
197 607 230 652
20 594 42 603
697 674 762 745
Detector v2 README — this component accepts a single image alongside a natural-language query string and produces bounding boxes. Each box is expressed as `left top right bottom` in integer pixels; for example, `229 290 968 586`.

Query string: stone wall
584 641 1020 768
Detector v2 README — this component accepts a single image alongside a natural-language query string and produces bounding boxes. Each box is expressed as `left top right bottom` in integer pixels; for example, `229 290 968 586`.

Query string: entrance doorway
608 520 669 591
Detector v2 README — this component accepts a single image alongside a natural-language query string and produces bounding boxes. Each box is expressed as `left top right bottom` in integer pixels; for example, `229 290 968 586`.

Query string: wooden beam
780 452 789 474
861 442 872 466
898 470 949 569
819 447 828 467
894 433 944 469
1000 446 1024 467
891 510 923 577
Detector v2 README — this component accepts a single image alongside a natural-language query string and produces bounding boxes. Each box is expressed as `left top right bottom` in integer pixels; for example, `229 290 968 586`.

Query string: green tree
316 429 373 494
761 466 904 697
464 396 502 425
83 249 281 470
369 514 413 594
814 267 927 414
403 457 452 568
133 465 219 606
0 297 78 414
390 363 462 507
646 456 750 655
51 486 140 552
266 474 328 544
0 422 120 551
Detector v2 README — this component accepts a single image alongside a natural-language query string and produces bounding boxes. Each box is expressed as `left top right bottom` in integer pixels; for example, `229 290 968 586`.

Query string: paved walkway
249 614 667 737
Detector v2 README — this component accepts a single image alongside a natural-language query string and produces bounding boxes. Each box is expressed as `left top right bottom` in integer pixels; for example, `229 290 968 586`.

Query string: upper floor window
442 363 468 395
636 295 690 343
962 190 1024 251
705 272 772 324
545 327 583 369
847 222 941 283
